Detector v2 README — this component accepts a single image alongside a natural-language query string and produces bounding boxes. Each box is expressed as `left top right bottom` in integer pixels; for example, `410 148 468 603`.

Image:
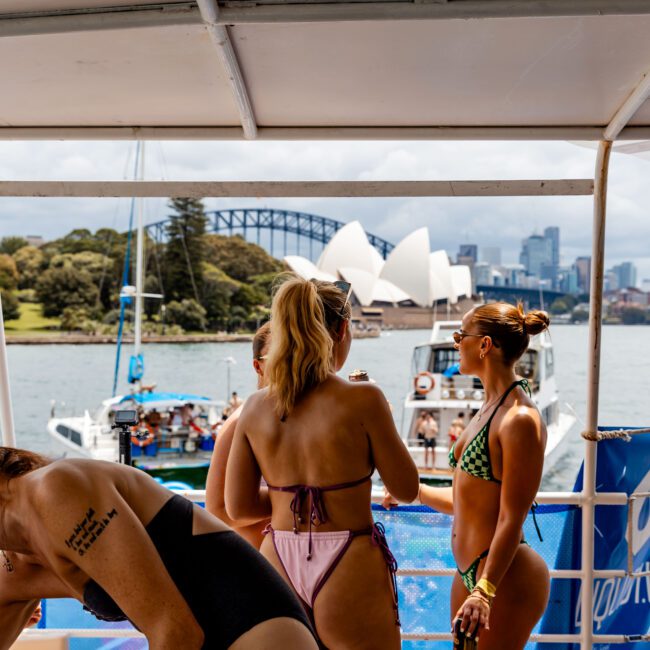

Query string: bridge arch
145 208 395 261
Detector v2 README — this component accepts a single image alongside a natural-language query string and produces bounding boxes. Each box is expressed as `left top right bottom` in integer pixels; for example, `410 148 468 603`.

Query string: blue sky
0 140 648 284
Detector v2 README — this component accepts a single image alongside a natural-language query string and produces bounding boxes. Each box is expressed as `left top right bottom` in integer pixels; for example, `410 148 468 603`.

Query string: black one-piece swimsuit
83 494 313 649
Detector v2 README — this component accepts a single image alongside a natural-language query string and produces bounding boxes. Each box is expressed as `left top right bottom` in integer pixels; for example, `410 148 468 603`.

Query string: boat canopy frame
2 3 650 647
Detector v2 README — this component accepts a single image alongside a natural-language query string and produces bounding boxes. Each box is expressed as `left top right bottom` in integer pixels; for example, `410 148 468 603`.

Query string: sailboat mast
134 141 145 362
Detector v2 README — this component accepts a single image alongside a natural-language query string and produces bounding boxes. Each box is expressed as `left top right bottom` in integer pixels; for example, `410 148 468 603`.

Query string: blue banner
538 428 650 649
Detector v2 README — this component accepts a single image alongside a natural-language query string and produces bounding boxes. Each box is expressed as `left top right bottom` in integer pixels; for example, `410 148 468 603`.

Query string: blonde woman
226 275 419 649
419 303 550 649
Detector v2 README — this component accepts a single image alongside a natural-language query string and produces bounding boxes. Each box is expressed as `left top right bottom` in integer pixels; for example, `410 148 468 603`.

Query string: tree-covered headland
0 199 283 334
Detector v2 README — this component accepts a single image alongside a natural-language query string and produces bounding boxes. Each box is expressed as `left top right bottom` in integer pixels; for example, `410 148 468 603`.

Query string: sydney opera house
284 221 473 328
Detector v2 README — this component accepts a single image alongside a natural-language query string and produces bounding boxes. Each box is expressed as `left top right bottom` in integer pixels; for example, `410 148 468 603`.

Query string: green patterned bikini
448 379 535 591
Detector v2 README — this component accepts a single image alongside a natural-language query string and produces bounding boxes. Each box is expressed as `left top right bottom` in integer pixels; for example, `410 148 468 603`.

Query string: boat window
432 348 460 374
411 345 432 374
515 350 537 381
545 347 554 378
56 424 82 446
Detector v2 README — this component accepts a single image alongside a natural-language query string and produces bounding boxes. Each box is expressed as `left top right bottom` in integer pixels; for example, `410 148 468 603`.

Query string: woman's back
243 375 376 531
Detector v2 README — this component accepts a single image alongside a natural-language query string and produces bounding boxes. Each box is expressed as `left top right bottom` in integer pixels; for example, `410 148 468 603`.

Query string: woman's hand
27 601 42 627
381 487 399 510
453 591 491 642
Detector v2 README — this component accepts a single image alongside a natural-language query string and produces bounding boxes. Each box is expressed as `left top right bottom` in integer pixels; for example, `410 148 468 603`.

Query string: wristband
476 577 497 598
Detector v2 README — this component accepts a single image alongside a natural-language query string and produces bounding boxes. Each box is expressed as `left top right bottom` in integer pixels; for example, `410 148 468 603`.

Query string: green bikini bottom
457 540 529 592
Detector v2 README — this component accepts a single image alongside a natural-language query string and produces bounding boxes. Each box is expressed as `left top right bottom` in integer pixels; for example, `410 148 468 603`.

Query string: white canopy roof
1 2 650 141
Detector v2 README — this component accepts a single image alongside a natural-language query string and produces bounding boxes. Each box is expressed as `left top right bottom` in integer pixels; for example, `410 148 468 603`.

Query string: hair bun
524 310 550 336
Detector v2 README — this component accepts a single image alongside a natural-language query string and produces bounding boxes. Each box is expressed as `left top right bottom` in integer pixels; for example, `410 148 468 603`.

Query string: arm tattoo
64 507 119 557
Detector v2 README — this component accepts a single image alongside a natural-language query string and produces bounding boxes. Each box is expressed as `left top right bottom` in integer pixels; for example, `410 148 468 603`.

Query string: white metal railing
25 487 648 646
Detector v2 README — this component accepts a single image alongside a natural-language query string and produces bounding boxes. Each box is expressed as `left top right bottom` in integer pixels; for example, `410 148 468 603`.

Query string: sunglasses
333 280 352 317
452 329 483 344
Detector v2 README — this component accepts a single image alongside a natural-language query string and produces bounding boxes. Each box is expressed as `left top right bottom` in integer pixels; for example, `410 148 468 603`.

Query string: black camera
113 410 138 427
453 618 477 649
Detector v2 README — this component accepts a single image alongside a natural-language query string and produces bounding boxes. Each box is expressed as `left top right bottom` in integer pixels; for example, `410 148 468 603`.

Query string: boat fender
414 372 435 395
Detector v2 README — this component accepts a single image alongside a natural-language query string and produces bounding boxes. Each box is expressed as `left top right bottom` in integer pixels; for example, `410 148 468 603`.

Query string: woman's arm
0 554 70 650
361 384 419 503
225 404 272 523
418 485 453 515
0 600 42 650
205 407 242 525
33 470 205 650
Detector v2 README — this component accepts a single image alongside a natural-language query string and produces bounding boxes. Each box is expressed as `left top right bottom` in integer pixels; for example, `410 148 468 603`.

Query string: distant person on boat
3 447 317 649
417 303 550 649
229 391 244 412
447 412 465 449
206 322 272 548
226 275 419 649
415 411 427 447
422 412 439 468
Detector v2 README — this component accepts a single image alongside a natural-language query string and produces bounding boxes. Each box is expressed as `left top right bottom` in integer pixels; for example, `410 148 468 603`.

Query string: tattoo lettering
64 507 119 557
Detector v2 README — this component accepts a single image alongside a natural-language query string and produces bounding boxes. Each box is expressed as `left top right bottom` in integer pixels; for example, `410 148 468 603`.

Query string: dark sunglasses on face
452 330 483 345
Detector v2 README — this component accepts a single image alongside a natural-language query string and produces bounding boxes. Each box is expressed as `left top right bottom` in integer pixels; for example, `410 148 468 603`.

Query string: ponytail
266 274 350 418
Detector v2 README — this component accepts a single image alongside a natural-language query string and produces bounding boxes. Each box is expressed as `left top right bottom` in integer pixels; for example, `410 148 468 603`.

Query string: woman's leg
228 617 318 650
450 546 550 650
312 536 401 650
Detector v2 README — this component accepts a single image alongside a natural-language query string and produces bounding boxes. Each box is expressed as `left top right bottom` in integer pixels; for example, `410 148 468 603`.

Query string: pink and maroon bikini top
267 470 374 533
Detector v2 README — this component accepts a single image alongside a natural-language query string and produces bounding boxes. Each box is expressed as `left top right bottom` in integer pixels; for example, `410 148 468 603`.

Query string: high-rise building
474 262 492 286
544 226 560 267
458 244 478 264
481 246 501 266
574 256 591 293
520 234 553 278
559 266 579 294
611 261 637 289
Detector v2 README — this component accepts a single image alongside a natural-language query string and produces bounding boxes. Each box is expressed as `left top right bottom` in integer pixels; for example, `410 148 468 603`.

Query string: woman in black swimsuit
0 447 316 650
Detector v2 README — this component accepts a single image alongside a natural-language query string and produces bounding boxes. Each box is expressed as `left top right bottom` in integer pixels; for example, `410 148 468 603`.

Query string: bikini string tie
370 522 401 625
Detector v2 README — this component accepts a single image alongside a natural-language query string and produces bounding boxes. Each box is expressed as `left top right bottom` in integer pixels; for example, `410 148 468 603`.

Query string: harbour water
9 324 650 491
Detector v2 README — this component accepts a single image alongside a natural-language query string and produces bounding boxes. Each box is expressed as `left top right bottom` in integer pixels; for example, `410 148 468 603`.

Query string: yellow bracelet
476 577 497 598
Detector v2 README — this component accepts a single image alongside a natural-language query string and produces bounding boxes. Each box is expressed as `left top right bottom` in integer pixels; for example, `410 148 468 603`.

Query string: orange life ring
414 371 435 395
131 424 155 447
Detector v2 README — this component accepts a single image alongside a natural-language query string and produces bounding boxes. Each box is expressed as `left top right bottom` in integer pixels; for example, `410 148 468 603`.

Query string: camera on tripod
112 409 139 465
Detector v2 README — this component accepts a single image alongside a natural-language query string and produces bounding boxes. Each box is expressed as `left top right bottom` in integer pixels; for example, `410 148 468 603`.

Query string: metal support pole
581 139 612 650
0 294 16 446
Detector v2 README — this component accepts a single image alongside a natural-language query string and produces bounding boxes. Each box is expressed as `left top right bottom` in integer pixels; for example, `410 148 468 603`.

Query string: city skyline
0 140 648 282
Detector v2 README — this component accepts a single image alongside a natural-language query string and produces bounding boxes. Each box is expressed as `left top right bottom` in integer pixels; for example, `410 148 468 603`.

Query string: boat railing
21 487 649 646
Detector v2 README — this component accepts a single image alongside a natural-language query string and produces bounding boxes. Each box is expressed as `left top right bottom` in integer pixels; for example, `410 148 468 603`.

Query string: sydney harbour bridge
145 207 395 261
145 208 562 308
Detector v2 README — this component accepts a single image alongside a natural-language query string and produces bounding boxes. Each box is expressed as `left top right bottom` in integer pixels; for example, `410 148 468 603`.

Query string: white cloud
0 139 648 282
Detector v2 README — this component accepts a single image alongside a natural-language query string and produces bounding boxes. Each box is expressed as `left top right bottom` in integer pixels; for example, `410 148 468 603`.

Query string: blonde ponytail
266 274 350 418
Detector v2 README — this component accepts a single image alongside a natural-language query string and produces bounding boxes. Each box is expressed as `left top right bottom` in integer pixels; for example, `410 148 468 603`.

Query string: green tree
549 297 570 315
0 255 18 290
166 299 207 332
13 246 46 290
36 266 100 317
164 198 207 303
49 251 115 311
0 236 28 256
571 307 589 323
201 263 239 330
203 235 282 282
0 290 20 321
620 306 646 325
